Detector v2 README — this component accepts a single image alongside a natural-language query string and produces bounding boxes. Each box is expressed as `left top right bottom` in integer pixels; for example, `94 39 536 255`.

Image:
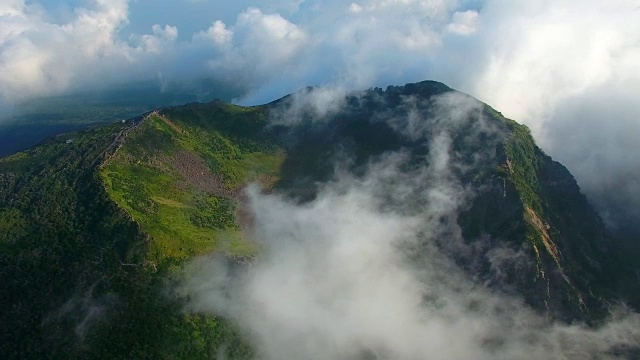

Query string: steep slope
0 80 637 358
100 106 284 261
0 116 259 358
264 82 636 321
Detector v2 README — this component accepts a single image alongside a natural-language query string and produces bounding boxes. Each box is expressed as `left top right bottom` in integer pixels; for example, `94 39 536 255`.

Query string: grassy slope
487 106 627 317
101 104 284 261
487 107 551 251
0 101 284 358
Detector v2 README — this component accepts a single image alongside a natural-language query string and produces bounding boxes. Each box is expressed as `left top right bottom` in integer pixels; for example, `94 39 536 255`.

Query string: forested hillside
1 81 637 358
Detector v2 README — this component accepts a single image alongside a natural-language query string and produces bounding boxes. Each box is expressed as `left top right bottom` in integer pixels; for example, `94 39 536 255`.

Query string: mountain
0 80 220 158
0 81 638 358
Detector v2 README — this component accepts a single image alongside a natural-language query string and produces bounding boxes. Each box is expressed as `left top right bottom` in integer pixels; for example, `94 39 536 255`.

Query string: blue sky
2 0 640 230
125 0 258 40
35 0 351 42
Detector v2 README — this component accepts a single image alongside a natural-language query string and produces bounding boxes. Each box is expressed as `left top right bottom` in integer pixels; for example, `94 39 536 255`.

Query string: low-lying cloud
180 92 640 359
182 155 640 360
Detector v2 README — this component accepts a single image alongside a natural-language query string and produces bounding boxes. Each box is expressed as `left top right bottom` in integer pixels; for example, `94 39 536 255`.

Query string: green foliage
3 83 621 358
0 208 28 250
0 121 255 359
495 114 555 264
503 124 544 215
101 108 283 260
190 194 236 230
486 106 544 218
162 101 274 153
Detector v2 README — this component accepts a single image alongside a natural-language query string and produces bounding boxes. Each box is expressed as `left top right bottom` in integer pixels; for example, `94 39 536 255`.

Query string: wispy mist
42 284 117 345
180 91 640 359
183 154 640 360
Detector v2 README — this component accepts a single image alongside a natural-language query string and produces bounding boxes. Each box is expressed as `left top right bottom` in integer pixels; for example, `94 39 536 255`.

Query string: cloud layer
181 103 640 358
184 187 639 359
2 0 639 232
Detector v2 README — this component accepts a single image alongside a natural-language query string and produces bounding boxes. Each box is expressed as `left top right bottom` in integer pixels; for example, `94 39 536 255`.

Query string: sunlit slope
101 103 285 260
0 80 637 359
0 116 256 359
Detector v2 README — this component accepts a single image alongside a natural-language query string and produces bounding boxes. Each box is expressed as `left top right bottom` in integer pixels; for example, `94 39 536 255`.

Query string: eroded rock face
458 155 616 322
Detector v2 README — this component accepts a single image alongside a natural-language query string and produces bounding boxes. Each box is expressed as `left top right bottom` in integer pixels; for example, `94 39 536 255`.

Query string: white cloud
0 0 133 101
138 24 178 53
202 7 308 89
235 7 306 62
267 85 348 126
349 3 362 13
0 0 25 18
197 20 233 45
468 0 640 232
1 0 639 231
447 10 478 35
472 0 639 136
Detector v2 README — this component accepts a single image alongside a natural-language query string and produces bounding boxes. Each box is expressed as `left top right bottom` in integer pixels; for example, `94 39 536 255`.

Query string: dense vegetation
1 80 636 358
101 106 284 261
0 113 266 358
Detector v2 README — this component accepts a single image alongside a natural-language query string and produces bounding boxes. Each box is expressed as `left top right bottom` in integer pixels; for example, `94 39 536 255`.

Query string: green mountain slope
0 81 637 358
100 107 284 261
0 116 259 358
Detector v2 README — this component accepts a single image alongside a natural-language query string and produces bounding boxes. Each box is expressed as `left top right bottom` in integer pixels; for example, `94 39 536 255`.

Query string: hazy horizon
2 0 639 236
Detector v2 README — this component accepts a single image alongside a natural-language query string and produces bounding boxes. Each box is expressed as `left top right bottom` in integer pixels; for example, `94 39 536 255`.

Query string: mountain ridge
0 80 638 358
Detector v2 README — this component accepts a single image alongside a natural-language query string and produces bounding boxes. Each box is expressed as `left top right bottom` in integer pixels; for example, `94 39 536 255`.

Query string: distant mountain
0 81 637 358
0 80 236 157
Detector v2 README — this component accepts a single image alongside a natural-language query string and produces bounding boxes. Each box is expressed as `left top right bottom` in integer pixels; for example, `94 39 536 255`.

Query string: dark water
0 123 88 157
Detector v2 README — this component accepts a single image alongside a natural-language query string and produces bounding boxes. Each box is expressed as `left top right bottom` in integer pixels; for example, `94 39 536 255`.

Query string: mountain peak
1 80 638 358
